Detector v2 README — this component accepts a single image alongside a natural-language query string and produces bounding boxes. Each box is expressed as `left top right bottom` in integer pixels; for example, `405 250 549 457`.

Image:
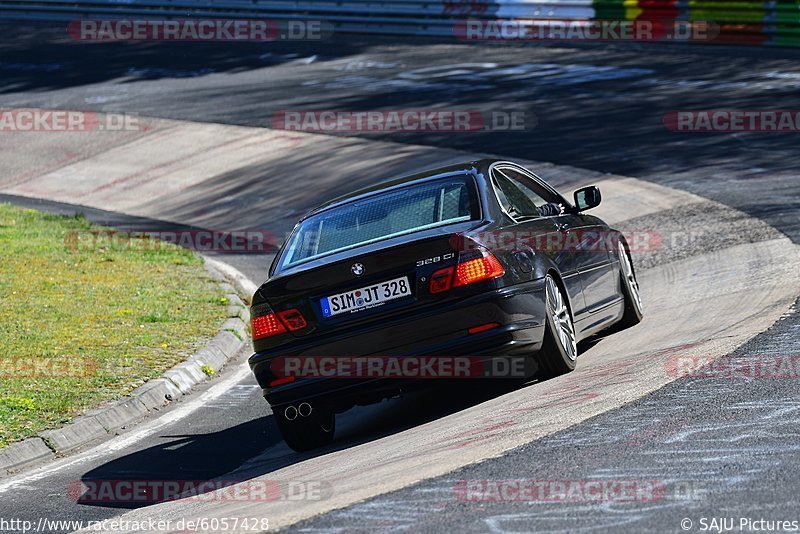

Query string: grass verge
0 204 228 448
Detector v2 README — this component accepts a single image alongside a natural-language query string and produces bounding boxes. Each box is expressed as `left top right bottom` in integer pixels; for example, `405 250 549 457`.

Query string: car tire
537 274 578 377
618 240 643 328
274 407 335 452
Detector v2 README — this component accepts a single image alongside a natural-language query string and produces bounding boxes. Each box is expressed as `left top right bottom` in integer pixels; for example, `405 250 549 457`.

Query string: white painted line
0 363 252 494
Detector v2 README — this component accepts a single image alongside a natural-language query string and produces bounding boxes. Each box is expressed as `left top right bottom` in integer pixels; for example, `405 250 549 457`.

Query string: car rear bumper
249 279 547 410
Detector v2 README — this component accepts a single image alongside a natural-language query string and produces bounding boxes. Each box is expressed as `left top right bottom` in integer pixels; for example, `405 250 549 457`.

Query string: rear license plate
321 276 411 317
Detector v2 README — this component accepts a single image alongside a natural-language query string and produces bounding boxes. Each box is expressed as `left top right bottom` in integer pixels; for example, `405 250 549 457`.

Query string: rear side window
492 168 550 219
277 175 479 270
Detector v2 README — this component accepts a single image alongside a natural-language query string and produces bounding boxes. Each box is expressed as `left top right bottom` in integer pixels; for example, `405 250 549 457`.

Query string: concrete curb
0 258 253 477
205 256 259 306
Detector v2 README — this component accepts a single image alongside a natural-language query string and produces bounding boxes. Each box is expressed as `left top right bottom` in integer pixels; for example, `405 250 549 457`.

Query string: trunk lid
257 222 482 340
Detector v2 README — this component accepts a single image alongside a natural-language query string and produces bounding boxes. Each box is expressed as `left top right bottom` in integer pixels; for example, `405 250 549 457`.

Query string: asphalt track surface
1 23 800 534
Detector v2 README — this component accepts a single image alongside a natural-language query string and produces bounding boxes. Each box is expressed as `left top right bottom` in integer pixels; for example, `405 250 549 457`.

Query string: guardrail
0 0 797 45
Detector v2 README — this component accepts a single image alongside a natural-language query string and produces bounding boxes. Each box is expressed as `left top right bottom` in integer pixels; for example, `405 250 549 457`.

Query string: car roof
302 158 503 220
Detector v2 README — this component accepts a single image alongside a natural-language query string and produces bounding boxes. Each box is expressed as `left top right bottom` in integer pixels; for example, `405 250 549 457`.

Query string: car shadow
75 379 525 510
74 417 279 509
75 326 626 511
74 322 629 511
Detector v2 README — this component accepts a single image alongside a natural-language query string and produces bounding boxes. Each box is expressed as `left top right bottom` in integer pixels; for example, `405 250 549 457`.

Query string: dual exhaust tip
284 402 312 421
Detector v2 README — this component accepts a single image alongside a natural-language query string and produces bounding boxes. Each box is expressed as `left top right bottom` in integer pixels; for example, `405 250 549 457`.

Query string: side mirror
573 186 601 212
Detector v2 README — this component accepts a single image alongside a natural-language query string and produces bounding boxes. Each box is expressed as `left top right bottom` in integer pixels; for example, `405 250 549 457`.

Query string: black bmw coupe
249 159 643 451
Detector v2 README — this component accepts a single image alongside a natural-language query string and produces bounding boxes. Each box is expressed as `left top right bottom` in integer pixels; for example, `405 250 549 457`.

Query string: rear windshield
277 175 479 270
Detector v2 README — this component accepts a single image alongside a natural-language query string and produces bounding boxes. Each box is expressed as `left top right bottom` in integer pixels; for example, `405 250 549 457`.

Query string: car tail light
251 304 308 340
428 249 505 294
429 266 454 294
278 308 307 331
453 250 505 287
251 311 287 340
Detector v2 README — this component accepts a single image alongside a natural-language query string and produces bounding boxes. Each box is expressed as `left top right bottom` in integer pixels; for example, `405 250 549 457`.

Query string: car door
489 165 589 321
503 165 620 316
